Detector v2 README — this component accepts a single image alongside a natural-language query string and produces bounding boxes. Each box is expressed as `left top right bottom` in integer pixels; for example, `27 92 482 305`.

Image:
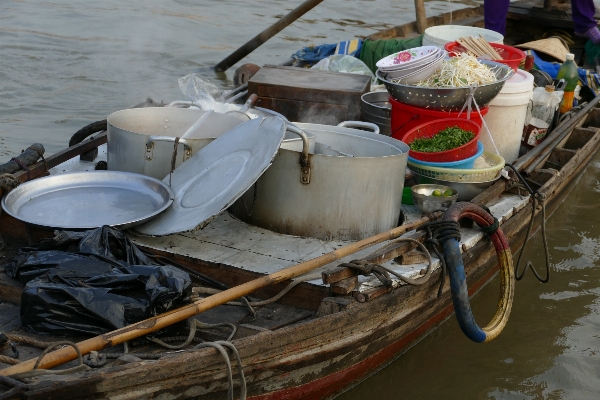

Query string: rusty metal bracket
300 153 311 184
145 141 155 161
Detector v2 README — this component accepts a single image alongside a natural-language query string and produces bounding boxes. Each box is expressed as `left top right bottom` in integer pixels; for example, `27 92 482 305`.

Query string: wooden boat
1 1 600 399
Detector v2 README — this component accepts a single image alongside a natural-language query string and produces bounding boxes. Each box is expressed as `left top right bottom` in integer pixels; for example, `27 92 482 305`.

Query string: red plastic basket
444 42 526 72
403 118 481 162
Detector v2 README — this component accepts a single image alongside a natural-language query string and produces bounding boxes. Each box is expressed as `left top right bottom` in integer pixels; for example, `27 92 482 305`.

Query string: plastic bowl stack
403 118 506 202
376 46 446 84
403 118 483 168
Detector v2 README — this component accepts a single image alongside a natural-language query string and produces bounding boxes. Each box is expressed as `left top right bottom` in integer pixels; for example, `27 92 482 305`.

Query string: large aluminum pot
107 107 243 180
231 121 410 241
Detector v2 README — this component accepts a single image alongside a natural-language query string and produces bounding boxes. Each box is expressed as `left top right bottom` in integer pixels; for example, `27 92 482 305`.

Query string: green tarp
358 35 424 74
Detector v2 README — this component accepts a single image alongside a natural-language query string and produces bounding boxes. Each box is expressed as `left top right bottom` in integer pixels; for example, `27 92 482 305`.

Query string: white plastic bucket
481 70 534 164
423 25 504 48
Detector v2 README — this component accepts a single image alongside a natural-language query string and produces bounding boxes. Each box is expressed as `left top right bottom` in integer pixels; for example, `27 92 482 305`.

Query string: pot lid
134 116 286 236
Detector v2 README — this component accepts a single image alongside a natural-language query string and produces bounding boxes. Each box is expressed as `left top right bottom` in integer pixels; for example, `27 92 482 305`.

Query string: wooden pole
0 211 442 376
414 0 428 34
214 0 324 72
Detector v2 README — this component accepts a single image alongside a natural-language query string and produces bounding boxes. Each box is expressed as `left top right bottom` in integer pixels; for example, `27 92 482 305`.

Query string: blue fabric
291 43 336 63
291 39 363 64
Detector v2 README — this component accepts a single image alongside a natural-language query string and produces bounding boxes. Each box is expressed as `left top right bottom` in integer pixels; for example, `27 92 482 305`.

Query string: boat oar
0 211 442 376
213 0 324 72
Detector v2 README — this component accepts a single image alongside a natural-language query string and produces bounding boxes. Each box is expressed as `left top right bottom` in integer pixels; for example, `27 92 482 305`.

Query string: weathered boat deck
47 144 529 296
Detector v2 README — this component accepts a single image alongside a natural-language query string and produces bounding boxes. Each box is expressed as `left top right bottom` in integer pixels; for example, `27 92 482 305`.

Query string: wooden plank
249 65 371 94
546 147 577 168
564 127 597 150
316 296 356 317
0 302 21 332
0 271 23 305
321 267 357 285
255 97 349 125
330 276 358 295
397 248 429 265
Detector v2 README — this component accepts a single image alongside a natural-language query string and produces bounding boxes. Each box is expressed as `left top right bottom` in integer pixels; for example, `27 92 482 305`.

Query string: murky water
342 156 600 400
2 1 600 399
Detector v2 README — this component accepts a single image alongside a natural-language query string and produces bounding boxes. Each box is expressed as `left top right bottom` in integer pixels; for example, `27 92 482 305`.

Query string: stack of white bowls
376 46 447 85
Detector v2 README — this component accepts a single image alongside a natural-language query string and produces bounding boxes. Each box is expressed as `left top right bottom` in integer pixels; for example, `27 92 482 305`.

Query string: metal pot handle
336 121 380 135
145 136 192 162
285 124 312 185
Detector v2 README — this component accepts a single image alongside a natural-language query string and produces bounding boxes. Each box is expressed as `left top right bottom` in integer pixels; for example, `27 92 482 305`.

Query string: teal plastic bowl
407 141 484 169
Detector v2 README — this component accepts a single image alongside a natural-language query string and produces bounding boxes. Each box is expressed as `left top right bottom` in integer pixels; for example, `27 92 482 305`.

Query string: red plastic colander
403 118 481 162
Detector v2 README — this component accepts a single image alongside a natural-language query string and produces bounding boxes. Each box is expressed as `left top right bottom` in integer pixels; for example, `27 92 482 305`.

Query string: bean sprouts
412 53 497 88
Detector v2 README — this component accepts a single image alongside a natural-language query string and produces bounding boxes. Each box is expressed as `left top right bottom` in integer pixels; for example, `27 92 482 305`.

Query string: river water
2 1 600 399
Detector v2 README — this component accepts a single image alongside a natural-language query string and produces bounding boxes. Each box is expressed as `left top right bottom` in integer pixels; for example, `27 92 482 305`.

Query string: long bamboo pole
0 211 442 376
214 0 324 72
414 0 428 34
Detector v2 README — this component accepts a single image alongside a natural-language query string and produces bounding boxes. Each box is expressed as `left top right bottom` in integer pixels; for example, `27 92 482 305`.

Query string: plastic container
444 42 526 72
522 85 563 148
556 53 578 114
408 151 504 182
481 69 534 164
407 151 505 182
423 25 503 48
408 141 484 169
390 96 488 141
403 118 481 162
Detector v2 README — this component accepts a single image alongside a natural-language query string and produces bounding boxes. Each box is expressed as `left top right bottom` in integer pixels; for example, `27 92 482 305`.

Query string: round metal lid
134 116 286 236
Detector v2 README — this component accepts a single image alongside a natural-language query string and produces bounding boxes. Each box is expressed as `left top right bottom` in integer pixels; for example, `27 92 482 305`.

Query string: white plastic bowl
423 25 504 49
385 52 445 81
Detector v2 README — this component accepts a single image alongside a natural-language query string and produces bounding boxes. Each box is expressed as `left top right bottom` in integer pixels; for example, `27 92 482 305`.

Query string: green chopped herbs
409 126 475 153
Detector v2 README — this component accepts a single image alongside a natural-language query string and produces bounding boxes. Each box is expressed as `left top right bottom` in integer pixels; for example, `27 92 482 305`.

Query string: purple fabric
572 0 597 33
484 0 510 35
485 0 597 35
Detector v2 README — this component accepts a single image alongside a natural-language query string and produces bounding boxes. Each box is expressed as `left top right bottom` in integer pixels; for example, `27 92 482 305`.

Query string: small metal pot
231 121 409 241
107 107 243 180
361 91 391 136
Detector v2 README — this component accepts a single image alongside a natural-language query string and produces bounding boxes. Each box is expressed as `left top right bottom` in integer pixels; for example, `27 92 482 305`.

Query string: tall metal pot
231 121 409 241
107 107 243 180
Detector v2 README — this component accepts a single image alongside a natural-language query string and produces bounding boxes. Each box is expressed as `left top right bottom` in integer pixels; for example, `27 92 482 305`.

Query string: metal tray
1 171 174 230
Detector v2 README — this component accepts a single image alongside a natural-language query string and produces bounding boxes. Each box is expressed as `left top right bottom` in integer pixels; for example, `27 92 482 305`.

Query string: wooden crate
248 65 371 125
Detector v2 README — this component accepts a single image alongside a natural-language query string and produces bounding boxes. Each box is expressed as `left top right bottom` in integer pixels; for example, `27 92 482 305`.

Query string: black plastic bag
3 226 191 337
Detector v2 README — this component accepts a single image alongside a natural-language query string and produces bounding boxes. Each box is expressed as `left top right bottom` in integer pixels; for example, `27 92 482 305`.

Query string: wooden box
248 65 371 125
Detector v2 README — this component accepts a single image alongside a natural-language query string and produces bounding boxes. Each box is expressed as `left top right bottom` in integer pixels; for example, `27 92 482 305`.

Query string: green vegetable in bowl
409 126 475 153
443 189 454 197
431 189 442 197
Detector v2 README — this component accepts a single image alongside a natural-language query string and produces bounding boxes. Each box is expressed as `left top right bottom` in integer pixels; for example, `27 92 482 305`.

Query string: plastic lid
565 53 574 61
499 69 534 94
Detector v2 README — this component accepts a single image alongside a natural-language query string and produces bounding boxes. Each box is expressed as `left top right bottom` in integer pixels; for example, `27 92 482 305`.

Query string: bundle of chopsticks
456 35 502 59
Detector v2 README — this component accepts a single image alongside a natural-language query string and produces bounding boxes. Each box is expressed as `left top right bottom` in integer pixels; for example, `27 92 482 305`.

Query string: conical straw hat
515 37 569 62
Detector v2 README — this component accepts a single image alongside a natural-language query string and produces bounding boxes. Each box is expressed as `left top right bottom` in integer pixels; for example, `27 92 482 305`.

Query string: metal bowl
411 171 499 201
411 184 458 213
376 59 514 111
